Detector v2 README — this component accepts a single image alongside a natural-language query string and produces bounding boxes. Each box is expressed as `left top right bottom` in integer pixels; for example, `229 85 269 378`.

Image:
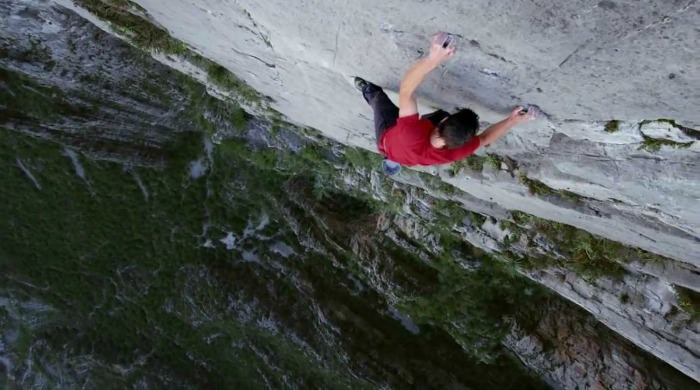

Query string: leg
362 85 399 145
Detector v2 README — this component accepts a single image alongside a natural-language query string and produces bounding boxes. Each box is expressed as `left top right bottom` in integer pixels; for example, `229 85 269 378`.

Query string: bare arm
398 32 456 118
398 58 440 117
478 106 538 147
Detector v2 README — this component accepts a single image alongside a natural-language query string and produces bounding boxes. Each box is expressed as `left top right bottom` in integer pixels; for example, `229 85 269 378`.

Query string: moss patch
343 147 382 171
448 155 486 176
676 287 699 321
187 54 263 106
486 153 503 170
505 210 673 280
639 135 692 152
76 0 264 108
0 127 371 387
640 119 700 139
517 172 554 197
517 172 584 204
77 0 188 55
638 119 697 152
620 293 630 304
604 120 620 133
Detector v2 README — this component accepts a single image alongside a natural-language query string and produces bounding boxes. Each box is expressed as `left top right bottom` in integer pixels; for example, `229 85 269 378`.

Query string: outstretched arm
398 32 456 118
478 106 538 147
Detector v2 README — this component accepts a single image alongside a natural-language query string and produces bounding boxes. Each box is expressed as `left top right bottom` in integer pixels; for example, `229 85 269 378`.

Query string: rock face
1 0 206 166
505 299 698 390
1 2 552 388
2 0 699 388
89 0 699 380
108 0 700 267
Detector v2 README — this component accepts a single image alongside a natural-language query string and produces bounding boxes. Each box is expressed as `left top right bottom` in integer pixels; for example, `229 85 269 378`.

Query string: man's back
379 112 481 166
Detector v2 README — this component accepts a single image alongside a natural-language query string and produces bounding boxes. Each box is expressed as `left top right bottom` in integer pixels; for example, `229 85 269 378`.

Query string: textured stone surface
525 268 700 383
7 0 700 386
107 0 700 267
504 299 699 390
394 170 700 382
3 4 551 387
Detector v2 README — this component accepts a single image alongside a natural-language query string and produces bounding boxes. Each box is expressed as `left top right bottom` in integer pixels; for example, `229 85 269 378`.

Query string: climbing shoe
354 77 370 93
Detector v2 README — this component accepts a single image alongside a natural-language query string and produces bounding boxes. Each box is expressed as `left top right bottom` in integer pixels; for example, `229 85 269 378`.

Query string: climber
355 32 538 175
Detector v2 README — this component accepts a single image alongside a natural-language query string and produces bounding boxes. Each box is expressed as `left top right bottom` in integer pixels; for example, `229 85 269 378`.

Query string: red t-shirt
378 114 481 166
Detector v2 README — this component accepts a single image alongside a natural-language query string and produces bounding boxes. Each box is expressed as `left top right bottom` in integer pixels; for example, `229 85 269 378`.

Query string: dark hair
437 108 479 149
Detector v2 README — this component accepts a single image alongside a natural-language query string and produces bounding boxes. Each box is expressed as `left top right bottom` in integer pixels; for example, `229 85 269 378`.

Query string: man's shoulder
420 110 450 126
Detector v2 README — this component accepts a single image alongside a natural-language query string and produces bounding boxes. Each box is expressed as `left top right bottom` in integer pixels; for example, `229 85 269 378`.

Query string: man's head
431 109 479 149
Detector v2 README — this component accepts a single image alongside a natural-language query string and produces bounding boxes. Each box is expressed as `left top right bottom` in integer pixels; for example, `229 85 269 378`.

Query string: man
355 32 538 175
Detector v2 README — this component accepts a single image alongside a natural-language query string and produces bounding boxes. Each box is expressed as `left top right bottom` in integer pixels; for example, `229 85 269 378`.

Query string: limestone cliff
1 0 699 388
83 0 700 381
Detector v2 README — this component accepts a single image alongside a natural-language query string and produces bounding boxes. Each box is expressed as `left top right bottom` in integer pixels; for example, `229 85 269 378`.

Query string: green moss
604 120 620 133
468 211 487 227
620 293 630 304
0 126 368 387
399 251 548 364
75 0 264 108
639 135 692 152
0 67 99 122
676 287 699 321
174 74 249 134
508 211 630 280
343 147 382 171
77 0 187 55
416 172 457 196
486 153 503 170
568 231 627 279
466 155 485 172
633 248 666 264
196 58 262 105
499 220 525 241
561 190 583 203
637 119 698 151
298 143 325 163
517 172 585 204
432 199 465 227
517 172 554 197
447 155 486 176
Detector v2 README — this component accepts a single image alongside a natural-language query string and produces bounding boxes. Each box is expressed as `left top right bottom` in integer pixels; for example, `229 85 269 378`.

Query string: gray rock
9 0 700 386
108 0 700 268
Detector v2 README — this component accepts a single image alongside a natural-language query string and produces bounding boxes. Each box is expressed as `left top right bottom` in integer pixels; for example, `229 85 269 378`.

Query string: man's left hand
428 32 456 64
509 105 539 123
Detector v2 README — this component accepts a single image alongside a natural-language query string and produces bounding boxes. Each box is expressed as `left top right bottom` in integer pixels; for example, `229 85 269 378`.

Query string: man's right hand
478 106 539 146
508 105 539 124
399 32 456 118
428 32 456 64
